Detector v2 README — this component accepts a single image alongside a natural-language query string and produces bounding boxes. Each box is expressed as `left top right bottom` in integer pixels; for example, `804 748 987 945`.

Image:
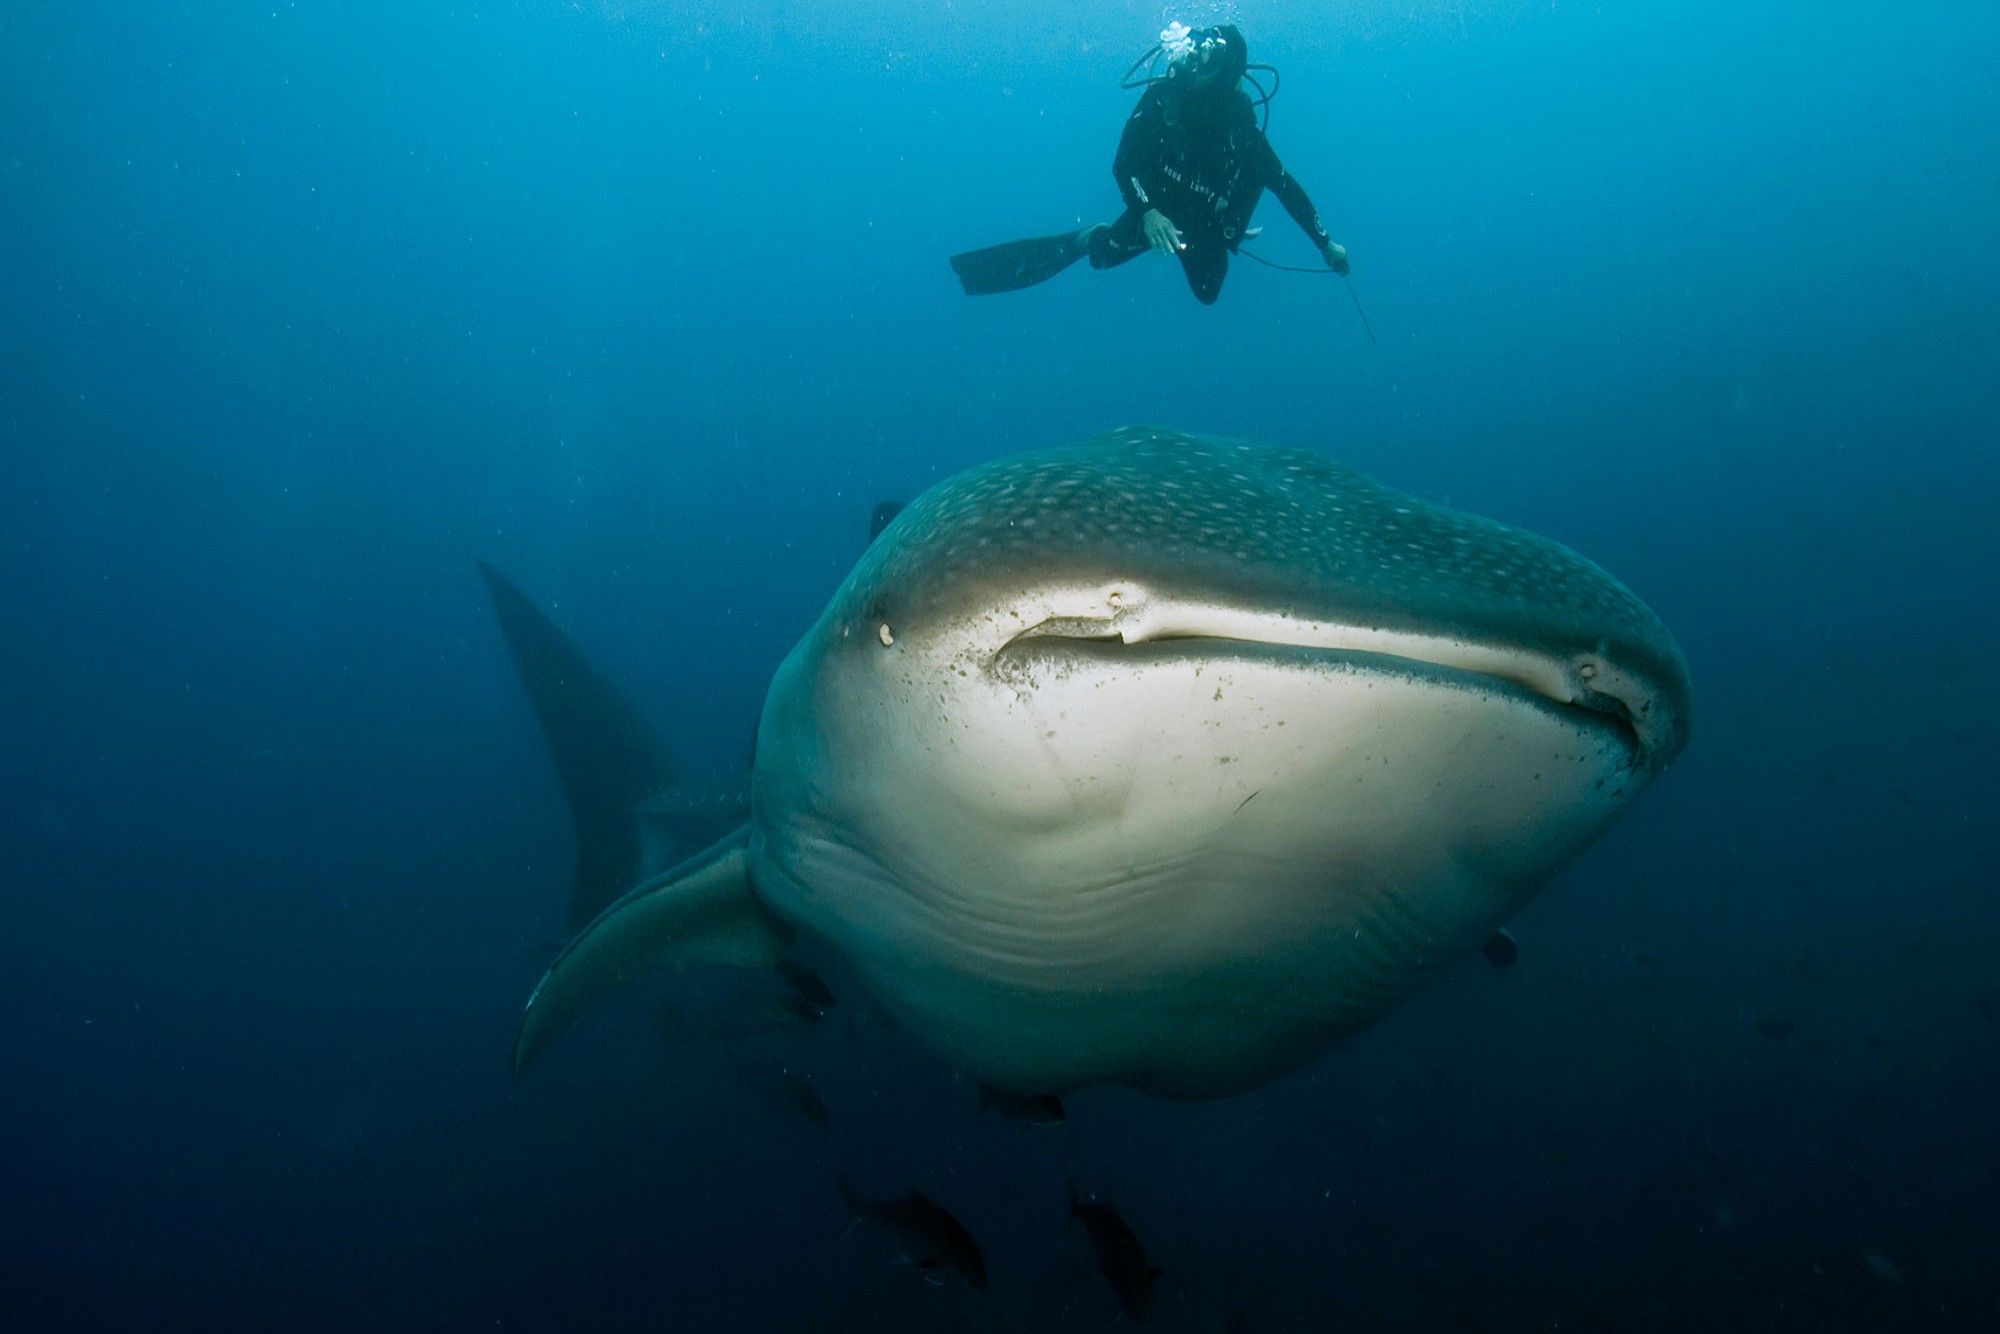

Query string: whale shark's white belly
756 638 1638 1097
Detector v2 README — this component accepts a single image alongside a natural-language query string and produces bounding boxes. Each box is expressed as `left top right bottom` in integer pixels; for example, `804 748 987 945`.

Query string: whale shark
494 428 1691 1099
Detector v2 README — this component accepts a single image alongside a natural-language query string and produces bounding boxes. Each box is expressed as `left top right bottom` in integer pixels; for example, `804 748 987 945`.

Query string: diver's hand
1321 239 1351 276
1143 209 1185 256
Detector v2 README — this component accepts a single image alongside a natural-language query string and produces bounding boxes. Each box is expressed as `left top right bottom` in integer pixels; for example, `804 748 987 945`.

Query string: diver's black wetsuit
947 26 1337 304
1090 81 1331 304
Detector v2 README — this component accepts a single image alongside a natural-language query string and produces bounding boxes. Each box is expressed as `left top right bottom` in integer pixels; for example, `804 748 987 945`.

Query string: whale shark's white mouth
996 601 1655 763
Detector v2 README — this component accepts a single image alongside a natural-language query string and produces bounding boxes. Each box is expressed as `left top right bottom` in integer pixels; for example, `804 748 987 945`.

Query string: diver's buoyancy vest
1146 90 1262 245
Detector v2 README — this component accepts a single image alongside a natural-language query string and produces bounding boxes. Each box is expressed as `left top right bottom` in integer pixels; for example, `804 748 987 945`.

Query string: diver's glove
1143 209 1186 256
1321 239 1351 276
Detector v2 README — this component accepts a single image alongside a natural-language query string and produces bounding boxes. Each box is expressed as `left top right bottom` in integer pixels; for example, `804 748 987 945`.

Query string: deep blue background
3 2 1996 1329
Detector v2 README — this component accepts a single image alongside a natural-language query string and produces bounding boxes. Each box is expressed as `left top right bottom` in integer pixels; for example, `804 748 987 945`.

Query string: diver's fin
478 561 673 933
512 828 788 1075
949 229 1093 296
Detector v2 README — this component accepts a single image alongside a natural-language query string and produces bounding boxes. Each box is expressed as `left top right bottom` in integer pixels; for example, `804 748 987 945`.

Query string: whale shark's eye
877 622 895 647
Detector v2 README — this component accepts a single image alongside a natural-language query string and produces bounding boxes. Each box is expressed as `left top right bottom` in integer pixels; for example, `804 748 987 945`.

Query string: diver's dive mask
1122 22 1278 126
1167 24 1232 84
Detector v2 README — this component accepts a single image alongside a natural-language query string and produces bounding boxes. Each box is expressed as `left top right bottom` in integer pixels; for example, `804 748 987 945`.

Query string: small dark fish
776 960 837 1016
1977 993 1995 1026
838 1180 988 1290
1772 948 1824 988
779 1067 830 1129
1481 928 1519 970
977 1085 1065 1127
1067 1178 1161 1320
738 1064 831 1130
1634 952 1664 969
1754 1016 1796 1042
869 500 906 541
1223 1300 1277 1334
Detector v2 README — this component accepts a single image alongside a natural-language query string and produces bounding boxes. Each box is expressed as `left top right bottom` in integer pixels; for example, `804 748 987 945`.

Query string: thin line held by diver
1345 279 1378 346
1237 244 1378 345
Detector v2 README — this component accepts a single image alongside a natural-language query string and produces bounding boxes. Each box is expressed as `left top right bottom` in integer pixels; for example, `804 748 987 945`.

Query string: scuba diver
950 23 1349 306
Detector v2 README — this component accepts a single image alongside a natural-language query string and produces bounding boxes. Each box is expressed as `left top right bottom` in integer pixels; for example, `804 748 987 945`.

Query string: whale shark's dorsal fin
513 828 788 1075
478 561 674 932
869 500 905 543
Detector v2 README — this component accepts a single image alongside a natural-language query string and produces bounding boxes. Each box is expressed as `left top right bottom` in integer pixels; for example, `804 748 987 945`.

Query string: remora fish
775 959 837 1017
1067 1178 1162 1320
498 429 1691 1097
837 1180 989 1290
1481 928 1520 969
739 1064 830 1130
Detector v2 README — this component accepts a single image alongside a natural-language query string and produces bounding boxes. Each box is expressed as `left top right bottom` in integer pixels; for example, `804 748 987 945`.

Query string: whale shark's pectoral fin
512 827 787 1076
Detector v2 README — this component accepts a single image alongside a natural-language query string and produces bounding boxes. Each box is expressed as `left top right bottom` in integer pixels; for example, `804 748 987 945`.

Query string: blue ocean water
3 1 1996 1328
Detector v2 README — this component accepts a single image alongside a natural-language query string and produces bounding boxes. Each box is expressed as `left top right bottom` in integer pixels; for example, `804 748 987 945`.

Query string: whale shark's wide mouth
995 606 1660 765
